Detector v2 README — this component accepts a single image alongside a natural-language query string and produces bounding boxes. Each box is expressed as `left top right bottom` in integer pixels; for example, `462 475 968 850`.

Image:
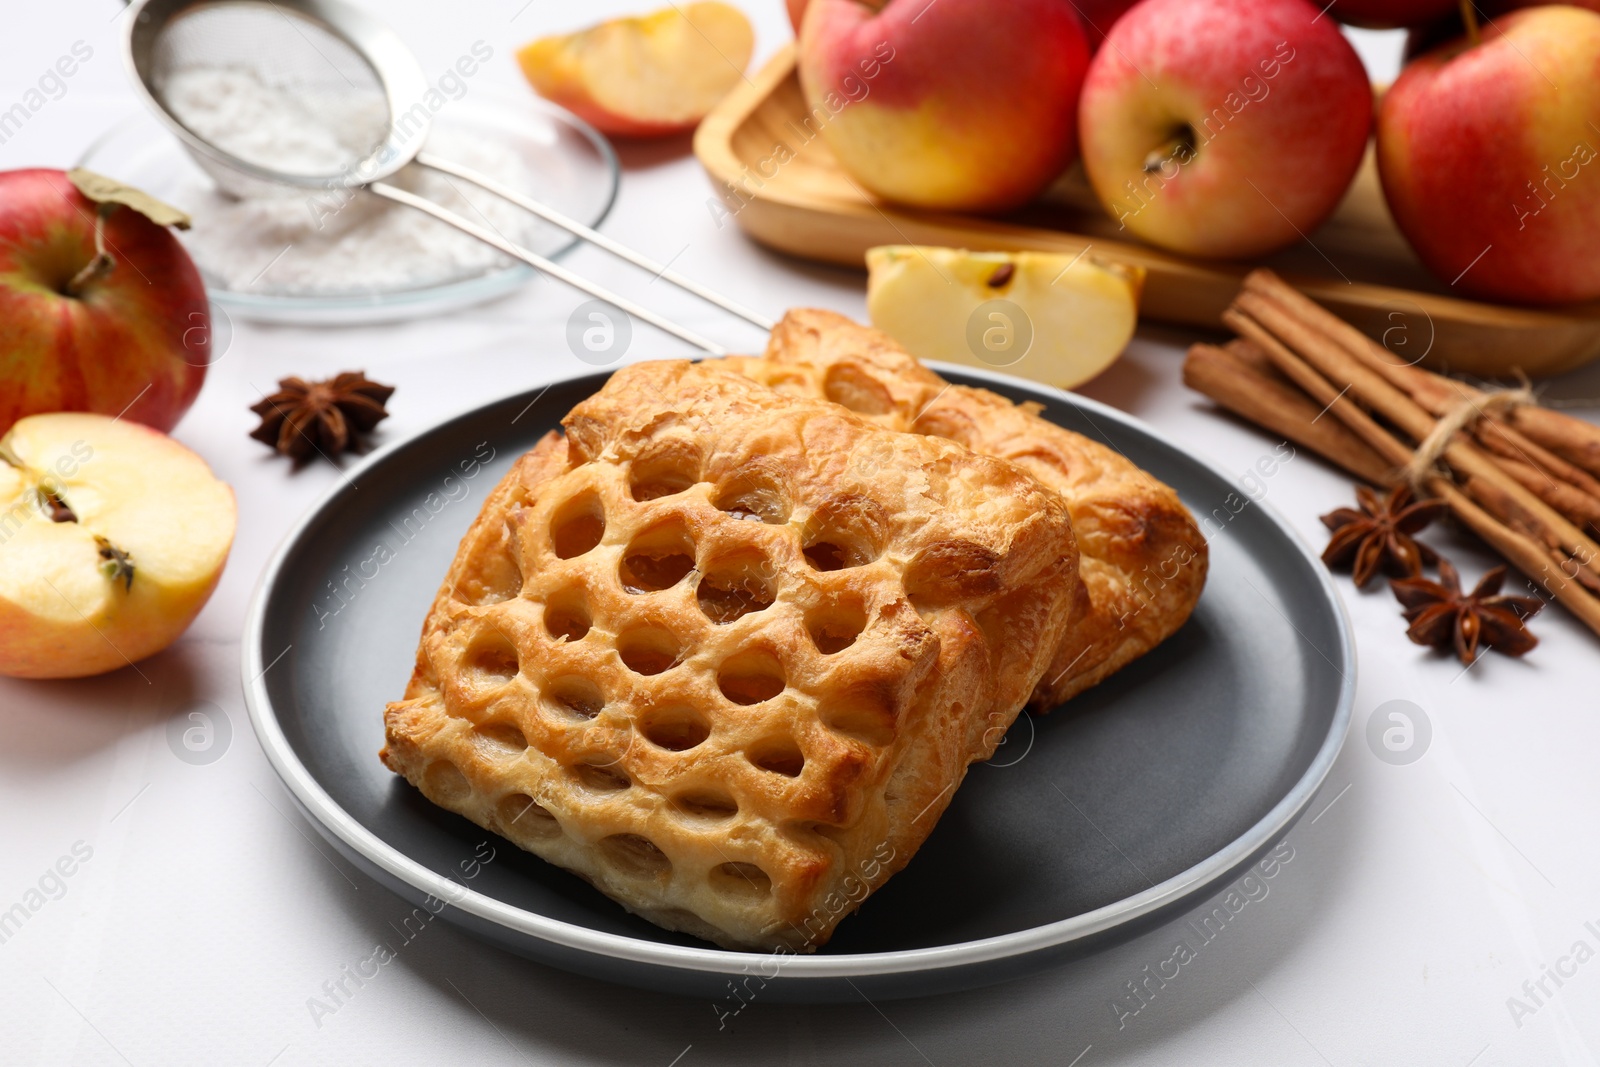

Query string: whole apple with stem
0 169 211 437
1378 3 1600 304
1078 0 1373 259
798 0 1090 213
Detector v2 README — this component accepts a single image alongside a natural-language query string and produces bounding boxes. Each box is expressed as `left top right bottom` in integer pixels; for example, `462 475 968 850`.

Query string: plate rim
241 359 1355 980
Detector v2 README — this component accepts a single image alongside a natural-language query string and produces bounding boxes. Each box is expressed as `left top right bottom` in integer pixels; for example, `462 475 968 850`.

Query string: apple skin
1324 0 1457 28
798 0 1090 213
0 170 209 438
1078 0 1373 259
787 0 808 33
1379 6 1600 305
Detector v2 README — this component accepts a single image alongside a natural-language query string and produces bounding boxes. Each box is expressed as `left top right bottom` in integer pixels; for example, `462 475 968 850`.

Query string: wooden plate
694 46 1600 378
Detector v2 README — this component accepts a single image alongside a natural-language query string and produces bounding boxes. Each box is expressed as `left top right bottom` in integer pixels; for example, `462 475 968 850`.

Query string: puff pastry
724 309 1208 706
382 359 1081 951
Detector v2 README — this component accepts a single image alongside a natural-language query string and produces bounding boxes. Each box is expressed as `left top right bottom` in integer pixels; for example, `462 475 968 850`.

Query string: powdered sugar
163 67 388 177
163 67 544 296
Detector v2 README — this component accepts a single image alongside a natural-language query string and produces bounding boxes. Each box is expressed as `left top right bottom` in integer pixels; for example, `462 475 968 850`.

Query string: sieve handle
416 151 775 333
369 181 729 356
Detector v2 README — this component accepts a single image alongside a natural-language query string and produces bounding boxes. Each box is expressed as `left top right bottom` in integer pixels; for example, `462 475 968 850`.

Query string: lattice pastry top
723 308 1208 707
382 359 1081 951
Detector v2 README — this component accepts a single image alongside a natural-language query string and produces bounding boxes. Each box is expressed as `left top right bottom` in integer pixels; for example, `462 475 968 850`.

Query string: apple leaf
67 169 191 231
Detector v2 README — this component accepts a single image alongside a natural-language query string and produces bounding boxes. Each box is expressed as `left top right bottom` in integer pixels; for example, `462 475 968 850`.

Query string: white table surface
5 4 1600 1065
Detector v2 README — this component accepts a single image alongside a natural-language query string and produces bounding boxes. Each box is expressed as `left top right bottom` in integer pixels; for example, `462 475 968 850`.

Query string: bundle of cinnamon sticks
1184 269 1600 639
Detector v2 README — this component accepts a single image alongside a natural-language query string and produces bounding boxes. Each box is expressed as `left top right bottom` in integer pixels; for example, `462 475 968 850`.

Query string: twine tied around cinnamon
1404 384 1537 491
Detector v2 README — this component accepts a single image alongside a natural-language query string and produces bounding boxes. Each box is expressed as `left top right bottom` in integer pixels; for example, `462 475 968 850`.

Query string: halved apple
0 413 235 679
516 3 755 138
865 245 1145 389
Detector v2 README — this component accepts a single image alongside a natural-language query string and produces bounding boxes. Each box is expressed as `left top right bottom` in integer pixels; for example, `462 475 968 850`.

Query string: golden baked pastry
382 359 1081 952
723 308 1207 707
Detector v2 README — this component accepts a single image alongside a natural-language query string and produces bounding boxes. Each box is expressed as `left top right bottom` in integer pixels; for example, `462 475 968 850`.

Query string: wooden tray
694 46 1600 378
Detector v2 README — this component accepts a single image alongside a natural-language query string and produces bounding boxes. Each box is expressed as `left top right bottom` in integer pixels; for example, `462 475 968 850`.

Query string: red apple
1325 0 1457 27
1073 0 1144 51
788 0 808 33
1379 6 1600 304
1078 0 1372 260
0 170 209 438
798 0 1090 213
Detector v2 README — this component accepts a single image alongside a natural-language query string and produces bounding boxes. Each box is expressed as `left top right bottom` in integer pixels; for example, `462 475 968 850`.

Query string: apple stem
1459 0 1481 46
64 204 116 297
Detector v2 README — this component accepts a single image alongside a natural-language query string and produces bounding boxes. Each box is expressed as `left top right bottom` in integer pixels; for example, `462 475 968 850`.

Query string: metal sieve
123 0 772 352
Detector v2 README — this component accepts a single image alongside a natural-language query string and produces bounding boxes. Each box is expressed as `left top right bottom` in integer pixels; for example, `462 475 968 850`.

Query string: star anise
1321 484 1446 587
249 371 394 462
1390 558 1544 665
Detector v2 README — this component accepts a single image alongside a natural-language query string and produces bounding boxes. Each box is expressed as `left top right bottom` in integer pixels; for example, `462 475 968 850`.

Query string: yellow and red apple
0 413 235 679
797 0 1090 213
516 3 754 138
1379 6 1600 305
0 169 210 437
1078 0 1373 259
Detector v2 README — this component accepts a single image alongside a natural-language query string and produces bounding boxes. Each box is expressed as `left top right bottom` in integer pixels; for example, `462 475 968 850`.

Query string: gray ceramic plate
242 362 1354 1003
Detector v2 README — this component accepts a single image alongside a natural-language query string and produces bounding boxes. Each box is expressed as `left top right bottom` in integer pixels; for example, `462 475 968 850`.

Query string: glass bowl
78 89 619 325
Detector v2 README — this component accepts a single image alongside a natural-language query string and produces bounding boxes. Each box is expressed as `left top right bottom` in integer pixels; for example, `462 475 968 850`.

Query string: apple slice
516 3 754 138
0 413 235 679
865 246 1144 389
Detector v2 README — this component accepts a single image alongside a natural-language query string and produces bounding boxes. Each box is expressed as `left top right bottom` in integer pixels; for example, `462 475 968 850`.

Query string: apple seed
39 488 77 524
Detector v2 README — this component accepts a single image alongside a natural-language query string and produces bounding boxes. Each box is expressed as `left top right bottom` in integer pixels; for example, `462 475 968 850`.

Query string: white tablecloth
5 4 1600 1064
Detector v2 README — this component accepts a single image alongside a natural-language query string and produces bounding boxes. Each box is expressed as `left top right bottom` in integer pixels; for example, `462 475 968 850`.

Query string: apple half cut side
0 413 236 679
866 245 1145 390
516 2 754 138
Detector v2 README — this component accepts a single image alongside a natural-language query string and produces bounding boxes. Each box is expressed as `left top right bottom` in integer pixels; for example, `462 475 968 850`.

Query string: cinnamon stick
1219 309 1415 470
1232 290 1600 577
1182 342 1392 484
1474 417 1600 501
1241 269 1600 480
1202 271 1600 639
1477 440 1600 533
